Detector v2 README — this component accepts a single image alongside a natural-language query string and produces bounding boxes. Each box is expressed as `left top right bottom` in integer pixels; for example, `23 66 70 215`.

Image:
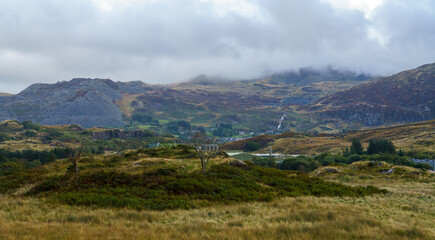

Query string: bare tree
191 132 219 175
63 139 87 175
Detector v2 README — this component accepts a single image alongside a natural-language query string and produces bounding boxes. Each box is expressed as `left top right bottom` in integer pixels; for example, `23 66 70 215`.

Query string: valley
2 1 435 239
0 112 434 240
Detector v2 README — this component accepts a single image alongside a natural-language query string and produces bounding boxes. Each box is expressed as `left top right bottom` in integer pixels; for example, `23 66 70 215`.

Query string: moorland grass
0 149 432 239
23 163 386 210
0 190 433 240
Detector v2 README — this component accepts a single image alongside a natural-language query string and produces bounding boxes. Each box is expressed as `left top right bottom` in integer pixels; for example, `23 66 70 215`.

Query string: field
0 169 433 239
0 147 434 239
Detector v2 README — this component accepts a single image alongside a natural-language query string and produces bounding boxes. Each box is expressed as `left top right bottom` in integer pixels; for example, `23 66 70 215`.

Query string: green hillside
222 120 435 155
0 145 434 239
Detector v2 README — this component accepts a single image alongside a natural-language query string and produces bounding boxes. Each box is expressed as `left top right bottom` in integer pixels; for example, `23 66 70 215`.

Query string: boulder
230 160 252 170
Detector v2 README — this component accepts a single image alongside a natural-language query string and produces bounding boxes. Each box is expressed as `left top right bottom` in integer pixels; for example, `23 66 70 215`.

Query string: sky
0 0 434 93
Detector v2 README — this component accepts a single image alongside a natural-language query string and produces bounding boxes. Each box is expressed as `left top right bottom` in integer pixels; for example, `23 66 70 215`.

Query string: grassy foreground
0 181 433 240
0 148 433 239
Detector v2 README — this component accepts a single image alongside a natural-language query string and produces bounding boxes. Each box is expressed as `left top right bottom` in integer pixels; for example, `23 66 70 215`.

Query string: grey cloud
367 0 435 72
0 0 434 93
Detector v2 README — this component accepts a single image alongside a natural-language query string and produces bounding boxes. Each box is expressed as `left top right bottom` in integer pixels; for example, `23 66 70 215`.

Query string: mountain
0 78 145 127
303 63 435 129
0 68 369 129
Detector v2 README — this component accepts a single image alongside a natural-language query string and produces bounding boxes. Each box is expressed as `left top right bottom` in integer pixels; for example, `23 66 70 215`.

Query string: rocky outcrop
317 104 431 126
0 78 148 128
229 160 252 170
0 64 431 131
307 63 435 127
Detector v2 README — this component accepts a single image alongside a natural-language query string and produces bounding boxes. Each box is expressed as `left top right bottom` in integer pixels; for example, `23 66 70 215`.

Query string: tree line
252 139 434 172
0 148 68 176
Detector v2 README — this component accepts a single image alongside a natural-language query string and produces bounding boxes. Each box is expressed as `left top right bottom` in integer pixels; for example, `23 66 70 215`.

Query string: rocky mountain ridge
304 63 435 128
1 63 433 132
0 68 370 130
0 78 133 127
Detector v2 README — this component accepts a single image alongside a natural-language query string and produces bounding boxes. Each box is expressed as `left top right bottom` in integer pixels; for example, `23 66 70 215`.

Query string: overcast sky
0 0 434 93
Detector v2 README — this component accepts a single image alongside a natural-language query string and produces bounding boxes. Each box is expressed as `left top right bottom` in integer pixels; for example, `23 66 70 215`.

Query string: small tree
244 141 260 152
367 139 396 155
24 130 37 137
350 139 363 155
191 132 219 175
398 149 404 157
22 121 41 131
63 139 87 175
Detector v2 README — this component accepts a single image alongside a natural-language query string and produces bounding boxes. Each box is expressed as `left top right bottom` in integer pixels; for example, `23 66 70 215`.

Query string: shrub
22 121 40 131
131 113 159 125
24 130 37 137
23 163 386 211
348 154 362 162
0 166 49 193
0 133 9 142
367 139 396 154
414 163 433 170
135 145 197 159
252 157 277 168
244 142 260 152
0 161 25 176
280 157 322 173
46 128 63 137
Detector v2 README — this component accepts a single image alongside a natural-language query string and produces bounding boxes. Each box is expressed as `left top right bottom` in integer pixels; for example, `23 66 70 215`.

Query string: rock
230 160 252 170
381 168 394 175
306 63 435 127
0 78 134 128
314 167 341 176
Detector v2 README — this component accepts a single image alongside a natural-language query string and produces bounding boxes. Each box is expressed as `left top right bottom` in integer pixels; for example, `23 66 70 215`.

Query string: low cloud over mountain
1 0 435 93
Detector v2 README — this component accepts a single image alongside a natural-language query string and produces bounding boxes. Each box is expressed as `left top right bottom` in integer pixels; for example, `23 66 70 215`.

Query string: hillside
304 63 435 128
221 120 435 155
0 68 369 130
0 146 433 239
0 79 131 127
0 120 175 153
0 119 434 240
1 63 433 133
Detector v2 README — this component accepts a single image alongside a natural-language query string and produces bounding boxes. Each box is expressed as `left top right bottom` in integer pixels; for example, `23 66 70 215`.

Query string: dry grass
0 139 57 151
117 93 142 117
272 135 349 155
1 148 434 239
0 189 433 239
224 120 435 155
345 120 435 152
0 163 434 240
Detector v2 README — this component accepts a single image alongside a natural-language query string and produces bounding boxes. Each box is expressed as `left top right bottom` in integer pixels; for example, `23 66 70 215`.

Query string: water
411 159 435 170
277 113 286 130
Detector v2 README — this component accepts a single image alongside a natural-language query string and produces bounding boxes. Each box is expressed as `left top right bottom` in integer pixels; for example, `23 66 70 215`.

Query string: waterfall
277 113 286 130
